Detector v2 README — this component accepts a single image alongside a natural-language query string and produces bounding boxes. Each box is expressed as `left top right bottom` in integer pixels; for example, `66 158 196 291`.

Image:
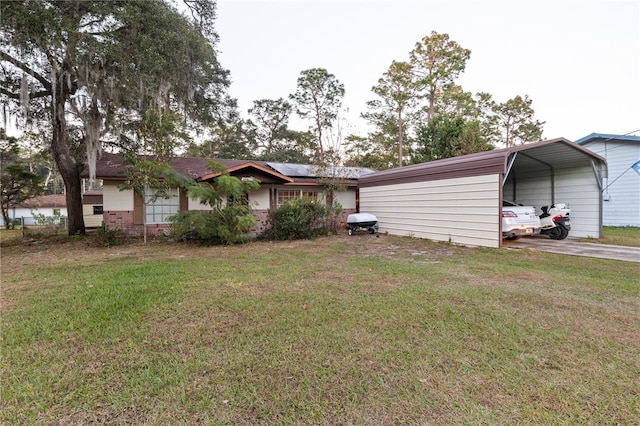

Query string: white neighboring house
0 194 67 227
576 133 640 227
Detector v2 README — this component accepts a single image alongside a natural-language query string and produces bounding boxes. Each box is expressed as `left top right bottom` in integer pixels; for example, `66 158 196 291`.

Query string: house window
145 187 179 224
277 189 320 207
93 205 103 215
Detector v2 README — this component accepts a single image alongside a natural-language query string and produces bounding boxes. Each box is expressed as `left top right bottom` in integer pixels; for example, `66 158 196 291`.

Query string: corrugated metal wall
360 174 501 247
503 164 602 238
555 167 603 237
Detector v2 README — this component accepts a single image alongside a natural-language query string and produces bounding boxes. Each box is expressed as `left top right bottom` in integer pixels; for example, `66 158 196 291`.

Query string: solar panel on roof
267 162 377 178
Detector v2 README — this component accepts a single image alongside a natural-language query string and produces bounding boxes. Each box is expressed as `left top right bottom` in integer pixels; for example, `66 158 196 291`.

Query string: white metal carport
358 138 607 248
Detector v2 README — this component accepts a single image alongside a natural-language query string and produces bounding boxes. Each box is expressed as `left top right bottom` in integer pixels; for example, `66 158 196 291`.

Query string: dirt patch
332 234 458 261
1 233 457 271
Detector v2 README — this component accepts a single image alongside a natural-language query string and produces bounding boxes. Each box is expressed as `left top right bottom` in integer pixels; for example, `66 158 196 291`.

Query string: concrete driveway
503 236 640 263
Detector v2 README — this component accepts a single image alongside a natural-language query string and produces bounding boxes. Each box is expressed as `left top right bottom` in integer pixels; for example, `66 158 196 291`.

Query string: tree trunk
1 206 11 230
398 110 404 167
51 102 86 236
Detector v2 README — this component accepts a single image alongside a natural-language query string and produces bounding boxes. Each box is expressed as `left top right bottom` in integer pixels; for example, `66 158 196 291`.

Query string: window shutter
133 192 144 225
179 188 189 211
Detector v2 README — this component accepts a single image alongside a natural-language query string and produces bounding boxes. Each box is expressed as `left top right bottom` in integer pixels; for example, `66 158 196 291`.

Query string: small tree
1 130 44 229
170 161 260 245
119 109 192 243
1 165 44 229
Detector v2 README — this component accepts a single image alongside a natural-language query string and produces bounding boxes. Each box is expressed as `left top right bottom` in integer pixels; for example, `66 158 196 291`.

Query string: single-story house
575 133 640 227
88 153 376 236
358 138 607 248
0 194 67 227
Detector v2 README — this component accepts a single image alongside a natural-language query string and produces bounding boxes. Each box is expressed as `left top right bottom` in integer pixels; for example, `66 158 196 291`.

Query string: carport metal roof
358 137 607 188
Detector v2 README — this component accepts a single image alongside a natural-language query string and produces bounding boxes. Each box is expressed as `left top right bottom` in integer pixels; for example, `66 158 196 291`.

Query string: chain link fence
11 215 69 236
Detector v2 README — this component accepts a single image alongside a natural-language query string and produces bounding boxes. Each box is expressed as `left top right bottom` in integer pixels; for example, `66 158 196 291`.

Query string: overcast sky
215 0 640 142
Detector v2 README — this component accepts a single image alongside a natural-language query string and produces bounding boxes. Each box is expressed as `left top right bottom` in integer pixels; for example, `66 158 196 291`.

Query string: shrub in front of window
265 197 328 240
168 168 259 245
168 204 255 245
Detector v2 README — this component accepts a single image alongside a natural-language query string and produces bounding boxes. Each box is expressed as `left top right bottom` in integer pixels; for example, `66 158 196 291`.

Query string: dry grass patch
1 233 639 425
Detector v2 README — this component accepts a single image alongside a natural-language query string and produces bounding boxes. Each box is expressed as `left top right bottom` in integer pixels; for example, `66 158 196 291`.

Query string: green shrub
94 222 123 247
168 205 255 245
265 197 328 240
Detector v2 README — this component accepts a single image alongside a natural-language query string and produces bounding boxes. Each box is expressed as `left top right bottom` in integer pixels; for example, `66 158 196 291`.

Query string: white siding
360 174 501 248
103 181 133 210
187 198 213 211
83 205 103 227
582 141 640 226
249 188 270 210
335 189 357 210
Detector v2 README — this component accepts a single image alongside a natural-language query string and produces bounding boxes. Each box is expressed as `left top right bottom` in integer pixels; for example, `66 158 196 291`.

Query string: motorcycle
539 203 571 240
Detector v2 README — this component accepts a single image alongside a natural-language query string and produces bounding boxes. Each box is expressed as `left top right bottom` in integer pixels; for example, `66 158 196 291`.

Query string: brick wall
104 207 359 239
250 209 270 235
103 211 168 237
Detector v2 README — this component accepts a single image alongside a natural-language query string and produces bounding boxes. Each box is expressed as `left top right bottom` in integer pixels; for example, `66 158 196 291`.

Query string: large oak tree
1 0 229 234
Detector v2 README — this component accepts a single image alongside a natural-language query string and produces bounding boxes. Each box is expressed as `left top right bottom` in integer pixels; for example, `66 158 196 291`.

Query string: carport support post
590 158 605 238
502 153 518 186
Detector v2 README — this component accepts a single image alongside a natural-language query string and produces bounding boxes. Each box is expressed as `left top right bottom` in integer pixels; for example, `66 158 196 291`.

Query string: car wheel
505 235 520 240
348 228 354 236
368 227 375 234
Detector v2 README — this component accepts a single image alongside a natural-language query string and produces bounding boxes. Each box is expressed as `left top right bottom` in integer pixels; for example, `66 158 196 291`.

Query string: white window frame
144 187 179 224
277 189 321 207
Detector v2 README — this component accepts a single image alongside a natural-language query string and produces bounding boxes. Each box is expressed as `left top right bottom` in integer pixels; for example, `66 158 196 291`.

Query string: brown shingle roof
87 153 364 185
18 194 66 208
89 153 257 180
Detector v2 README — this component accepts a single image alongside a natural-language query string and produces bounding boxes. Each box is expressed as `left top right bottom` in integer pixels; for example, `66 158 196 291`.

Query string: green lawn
581 226 640 247
1 235 639 424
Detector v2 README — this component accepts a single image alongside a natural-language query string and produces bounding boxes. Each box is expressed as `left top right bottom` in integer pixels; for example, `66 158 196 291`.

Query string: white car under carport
502 200 541 240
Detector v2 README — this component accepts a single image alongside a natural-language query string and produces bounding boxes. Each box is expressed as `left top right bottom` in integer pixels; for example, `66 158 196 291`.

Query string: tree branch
0 50 51 91
1 85 50 100
0 86 19 99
